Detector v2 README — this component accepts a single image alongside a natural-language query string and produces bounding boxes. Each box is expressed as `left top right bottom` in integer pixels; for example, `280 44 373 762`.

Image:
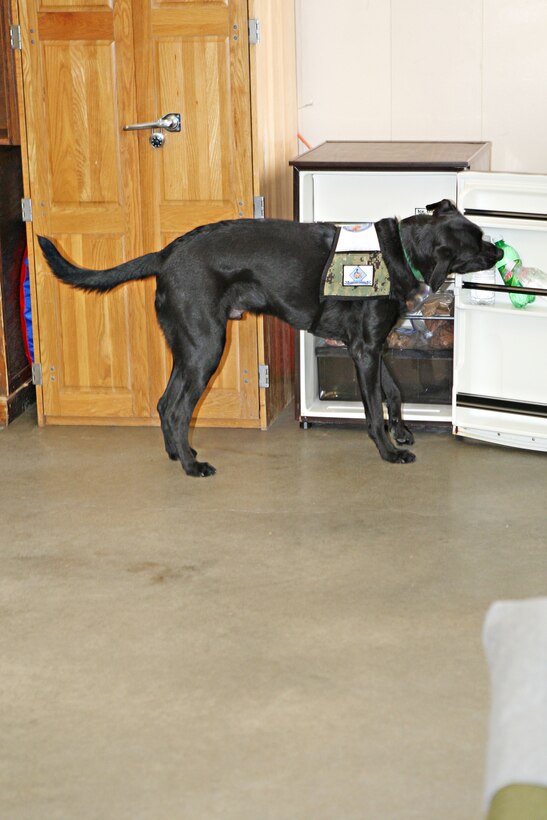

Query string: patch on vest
321 224 392 300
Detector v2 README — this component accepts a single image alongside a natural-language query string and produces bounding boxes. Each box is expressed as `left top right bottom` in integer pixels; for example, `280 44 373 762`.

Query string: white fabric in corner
483 597 547 809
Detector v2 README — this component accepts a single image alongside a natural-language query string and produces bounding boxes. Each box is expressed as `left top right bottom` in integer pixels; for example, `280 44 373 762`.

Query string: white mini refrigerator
453 171 547 453
291 141 493 428
291 143 547 451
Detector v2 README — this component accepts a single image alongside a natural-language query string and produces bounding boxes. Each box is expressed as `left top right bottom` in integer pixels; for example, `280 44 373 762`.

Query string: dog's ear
426 199 458 216
427 246 453 292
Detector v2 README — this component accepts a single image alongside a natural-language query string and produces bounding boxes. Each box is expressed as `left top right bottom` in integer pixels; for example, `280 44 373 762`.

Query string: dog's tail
37 236 161 293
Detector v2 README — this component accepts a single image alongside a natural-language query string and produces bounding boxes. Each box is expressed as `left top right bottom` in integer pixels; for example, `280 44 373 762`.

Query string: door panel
42 43 118 205
21 0 150 419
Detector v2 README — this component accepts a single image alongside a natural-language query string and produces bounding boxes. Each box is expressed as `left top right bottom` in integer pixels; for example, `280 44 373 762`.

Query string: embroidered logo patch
343 264 374 286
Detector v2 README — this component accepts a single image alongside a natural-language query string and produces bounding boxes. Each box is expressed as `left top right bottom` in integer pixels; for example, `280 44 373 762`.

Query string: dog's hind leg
157 328 226 477
157 366 196 462
381 360 414 446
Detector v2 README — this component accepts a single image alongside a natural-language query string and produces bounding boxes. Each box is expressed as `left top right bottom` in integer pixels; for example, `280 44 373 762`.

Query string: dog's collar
398 224 424 282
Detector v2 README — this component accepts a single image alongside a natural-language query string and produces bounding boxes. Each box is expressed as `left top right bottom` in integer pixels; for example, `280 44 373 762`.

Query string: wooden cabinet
0 0 33 425
12 0 297 429
0 0 20 144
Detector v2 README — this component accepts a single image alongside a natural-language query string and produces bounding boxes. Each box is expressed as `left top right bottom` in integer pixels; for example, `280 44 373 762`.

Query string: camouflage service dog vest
321 223 392 301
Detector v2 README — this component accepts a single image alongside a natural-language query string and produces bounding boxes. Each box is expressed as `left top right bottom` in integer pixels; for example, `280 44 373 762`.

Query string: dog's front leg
349 342 416 464
381 360 414 446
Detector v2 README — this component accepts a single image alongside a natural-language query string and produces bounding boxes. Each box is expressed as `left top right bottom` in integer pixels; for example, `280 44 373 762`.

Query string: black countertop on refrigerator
290 140 492 172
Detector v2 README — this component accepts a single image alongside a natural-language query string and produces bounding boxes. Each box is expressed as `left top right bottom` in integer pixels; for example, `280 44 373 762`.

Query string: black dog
38 199 502 476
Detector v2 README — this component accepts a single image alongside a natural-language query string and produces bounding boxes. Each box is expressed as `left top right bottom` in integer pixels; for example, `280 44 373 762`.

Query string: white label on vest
343 264 374 286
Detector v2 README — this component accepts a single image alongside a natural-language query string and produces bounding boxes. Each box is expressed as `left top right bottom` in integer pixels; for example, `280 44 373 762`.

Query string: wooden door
17 0 259 425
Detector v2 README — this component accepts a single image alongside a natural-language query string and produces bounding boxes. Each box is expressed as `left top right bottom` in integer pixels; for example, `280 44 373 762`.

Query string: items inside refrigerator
316 285 455 406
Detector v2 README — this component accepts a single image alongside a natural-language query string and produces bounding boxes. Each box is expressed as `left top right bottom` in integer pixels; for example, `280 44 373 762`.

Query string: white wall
296 0 547 173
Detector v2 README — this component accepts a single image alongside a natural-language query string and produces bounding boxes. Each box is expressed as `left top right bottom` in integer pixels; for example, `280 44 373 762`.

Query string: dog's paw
390 424 414 446
185 460 217 478
394 449 416 464
385 449 416 464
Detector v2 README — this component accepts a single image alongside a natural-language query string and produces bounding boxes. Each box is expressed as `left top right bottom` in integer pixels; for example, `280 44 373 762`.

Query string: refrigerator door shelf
460 213 547 273
457 171 547 219
457 280 547 316
453 279 547 452
453 413 547 453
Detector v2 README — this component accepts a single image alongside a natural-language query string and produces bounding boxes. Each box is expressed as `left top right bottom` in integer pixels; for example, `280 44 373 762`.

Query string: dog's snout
482 241 504 265
494 245 504 262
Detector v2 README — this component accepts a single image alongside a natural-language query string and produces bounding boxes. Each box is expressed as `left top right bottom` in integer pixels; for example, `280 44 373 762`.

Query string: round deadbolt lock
149 132 165 148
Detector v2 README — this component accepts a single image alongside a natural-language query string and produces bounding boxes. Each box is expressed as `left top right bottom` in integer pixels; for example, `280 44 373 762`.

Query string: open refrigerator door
453 171 547 452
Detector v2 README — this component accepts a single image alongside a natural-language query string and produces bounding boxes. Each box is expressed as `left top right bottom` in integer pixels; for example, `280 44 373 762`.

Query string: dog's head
401 199 503 292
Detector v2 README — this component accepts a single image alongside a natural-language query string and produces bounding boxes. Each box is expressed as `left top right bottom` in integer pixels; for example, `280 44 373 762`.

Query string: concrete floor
1 406 545 820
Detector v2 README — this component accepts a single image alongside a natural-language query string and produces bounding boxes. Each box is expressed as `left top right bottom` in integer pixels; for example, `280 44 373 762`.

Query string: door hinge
21 198 33 222
10 25 22 50
248 19 260 45
32 363 42 386
253 195 265 219
258 364 269 389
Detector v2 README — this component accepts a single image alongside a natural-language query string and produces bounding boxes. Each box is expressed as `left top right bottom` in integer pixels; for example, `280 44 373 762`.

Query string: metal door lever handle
123 113 181 132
